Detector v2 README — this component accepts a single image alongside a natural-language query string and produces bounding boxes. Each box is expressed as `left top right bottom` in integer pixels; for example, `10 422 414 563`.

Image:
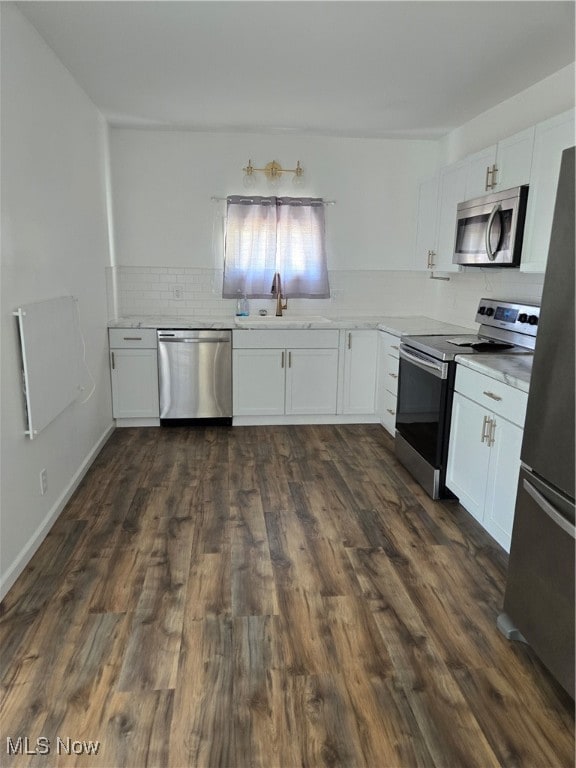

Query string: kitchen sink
234 315 332 327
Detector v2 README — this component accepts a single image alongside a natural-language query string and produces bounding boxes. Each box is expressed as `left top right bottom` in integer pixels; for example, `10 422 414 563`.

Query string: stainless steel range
395 299 539 499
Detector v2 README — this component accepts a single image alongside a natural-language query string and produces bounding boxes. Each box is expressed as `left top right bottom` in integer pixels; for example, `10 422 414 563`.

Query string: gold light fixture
243 159 304 184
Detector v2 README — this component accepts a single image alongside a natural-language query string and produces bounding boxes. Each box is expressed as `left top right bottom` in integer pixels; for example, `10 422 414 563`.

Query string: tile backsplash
109 265 544 327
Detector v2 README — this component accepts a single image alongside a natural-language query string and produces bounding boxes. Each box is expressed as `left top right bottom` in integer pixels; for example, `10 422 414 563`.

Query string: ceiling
16 1 576 139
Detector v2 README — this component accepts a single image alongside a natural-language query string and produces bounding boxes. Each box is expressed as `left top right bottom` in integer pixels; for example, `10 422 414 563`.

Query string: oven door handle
399 347 449 379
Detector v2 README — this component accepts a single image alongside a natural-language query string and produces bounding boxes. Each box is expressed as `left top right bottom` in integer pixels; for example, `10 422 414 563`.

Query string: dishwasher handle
157 330 231 344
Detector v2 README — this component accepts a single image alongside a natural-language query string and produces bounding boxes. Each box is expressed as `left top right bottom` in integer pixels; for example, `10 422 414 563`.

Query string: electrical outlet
40 468 48 495
172 285 184 300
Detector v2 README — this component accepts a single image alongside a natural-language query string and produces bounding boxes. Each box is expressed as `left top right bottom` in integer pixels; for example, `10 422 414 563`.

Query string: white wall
109 128 440 272
441 64 575 164
108 63 574 325
0 4 114 599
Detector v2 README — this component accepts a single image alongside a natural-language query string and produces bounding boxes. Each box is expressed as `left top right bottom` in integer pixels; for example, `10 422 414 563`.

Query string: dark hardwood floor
0 425 573 767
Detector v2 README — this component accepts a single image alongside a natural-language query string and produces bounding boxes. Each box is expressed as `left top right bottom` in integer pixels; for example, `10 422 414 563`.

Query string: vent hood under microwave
453 185 529 267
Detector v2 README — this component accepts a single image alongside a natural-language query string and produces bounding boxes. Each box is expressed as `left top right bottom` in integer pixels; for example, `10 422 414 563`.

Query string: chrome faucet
271 272 288 316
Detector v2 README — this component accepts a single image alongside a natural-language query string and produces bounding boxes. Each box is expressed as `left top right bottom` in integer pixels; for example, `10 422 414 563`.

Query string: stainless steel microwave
453 185 529 267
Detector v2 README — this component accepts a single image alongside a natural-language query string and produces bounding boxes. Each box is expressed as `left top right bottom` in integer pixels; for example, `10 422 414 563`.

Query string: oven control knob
528 315 539 325
518 313 528 324
485 307 494 317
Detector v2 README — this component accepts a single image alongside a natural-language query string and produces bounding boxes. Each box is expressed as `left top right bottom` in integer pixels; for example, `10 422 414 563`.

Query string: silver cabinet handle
488 418 496 447
523 479 576 539
485 203 502 261
490 164 498 188
485 165 492 191
483 390 502 402
281 351 285 369
111 351 115 370
481 415 491 443
122 336 142 341
288 351 292 368
386 408 395 416
348 332 352 350
391 345 399 351
388 373 398 379
427 250 436 269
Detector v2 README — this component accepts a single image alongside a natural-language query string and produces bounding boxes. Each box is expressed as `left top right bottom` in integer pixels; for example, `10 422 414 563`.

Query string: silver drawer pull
391 345 399 351
386 408 395 415
388 373 398 379
123 336 143 341
483 390 502 401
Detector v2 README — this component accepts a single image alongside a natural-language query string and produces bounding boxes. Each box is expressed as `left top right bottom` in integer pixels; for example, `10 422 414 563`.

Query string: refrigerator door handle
523 479 576 540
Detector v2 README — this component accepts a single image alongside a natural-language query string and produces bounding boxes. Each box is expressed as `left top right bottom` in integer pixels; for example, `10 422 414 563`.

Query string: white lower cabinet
446 365 528 552
233 348 286 416
286 348 339 415
341 329 378 414
233 330 339 419
376 330 400 435
109 329 159 420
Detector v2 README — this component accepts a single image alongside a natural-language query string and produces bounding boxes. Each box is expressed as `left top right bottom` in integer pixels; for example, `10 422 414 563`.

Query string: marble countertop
109 314 475 334
455 353 533 392
376 316 474 336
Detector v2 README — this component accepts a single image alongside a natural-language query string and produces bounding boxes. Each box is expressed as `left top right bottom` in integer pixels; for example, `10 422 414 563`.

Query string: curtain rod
211 196 336 205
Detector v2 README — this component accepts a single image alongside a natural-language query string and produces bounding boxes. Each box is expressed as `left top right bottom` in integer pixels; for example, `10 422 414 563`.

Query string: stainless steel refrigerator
498 146 575 699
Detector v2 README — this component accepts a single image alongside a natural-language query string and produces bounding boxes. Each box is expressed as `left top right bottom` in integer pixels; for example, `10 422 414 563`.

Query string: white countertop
376 316 474 336
455 353 533 393
109 314 475 334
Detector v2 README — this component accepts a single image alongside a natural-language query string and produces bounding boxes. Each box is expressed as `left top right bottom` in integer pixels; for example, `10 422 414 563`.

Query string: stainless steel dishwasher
157 330 232 423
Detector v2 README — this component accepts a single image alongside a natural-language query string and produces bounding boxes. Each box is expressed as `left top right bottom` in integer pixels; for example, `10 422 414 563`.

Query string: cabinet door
414 174 439 269
484 416 524 552
286 348 338 415
446 393 491 523
342 330 378 414
494 126 534 190
464 145 497 200
233 348 285 416
435 161 467 271
110 348 159 418
521 109 575 272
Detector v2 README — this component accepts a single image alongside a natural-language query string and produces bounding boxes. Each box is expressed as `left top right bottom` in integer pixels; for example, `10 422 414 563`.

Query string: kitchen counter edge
455 353 533 393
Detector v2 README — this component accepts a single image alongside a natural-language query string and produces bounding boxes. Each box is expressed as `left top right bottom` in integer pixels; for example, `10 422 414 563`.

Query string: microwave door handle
485 203 502 261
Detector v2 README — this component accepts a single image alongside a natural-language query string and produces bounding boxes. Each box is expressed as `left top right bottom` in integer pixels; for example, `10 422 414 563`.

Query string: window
222 196 330 299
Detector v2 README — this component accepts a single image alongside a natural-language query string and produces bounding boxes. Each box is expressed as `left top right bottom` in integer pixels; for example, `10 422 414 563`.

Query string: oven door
395 344 456 499
453 186 528 266
396 346 452 470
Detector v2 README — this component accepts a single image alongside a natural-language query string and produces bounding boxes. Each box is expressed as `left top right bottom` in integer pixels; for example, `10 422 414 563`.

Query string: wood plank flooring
0 424 573 767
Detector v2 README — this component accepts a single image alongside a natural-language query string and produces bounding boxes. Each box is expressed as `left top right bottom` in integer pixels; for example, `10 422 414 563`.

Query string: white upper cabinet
434 161 467 272
463 127 535 200
464 145 497 200
414 174 440 271
521 109 575 273
492 126 535 190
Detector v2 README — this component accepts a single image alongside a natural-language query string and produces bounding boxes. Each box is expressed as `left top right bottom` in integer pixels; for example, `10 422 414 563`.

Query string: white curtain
222 196 330 299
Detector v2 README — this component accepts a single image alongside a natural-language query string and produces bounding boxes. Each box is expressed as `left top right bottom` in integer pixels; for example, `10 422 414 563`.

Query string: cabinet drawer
109 328 157 349
380 331 401 358
383 354 400 393
381 389 397 435
233 329 339 349
455 364 528 426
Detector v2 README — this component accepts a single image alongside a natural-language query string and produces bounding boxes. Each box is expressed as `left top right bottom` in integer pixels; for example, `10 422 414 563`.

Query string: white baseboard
0 422 115 601
232 414 380 426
